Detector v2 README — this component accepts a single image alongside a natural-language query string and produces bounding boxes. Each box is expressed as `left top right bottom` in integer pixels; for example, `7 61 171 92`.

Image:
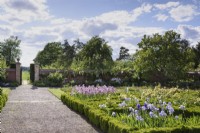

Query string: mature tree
73 39 85 53
72 36 113 74
193 42 200 69
0 54 6 81
117 46 130 60
34 42 62 67
59 40 76 68
133 30 194 84
0 36 21 66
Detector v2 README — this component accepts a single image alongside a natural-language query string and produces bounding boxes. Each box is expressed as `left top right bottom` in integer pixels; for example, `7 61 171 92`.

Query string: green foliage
47 72 63 87
0 36 21 66
112 60 134 74
133 30 194 84
22 71 30 81
117 46 130 61
72 36 113 76
34 42 62 67
50 86 200 133
0 88 10 112
192 42 200 69
0 55 6 81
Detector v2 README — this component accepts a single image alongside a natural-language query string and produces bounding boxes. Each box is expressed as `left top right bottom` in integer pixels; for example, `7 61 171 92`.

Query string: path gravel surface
1 85 101 133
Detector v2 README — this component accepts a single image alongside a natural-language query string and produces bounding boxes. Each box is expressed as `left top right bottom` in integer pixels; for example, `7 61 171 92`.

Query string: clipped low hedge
60 93 200 133
0 88 9 112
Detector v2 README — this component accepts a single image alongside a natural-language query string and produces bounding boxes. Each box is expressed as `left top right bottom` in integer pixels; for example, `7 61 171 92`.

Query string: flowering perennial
74 85 116 95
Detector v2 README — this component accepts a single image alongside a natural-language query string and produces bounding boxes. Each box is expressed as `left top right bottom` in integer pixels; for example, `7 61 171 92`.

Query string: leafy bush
0 88 9 112
47 72 63 87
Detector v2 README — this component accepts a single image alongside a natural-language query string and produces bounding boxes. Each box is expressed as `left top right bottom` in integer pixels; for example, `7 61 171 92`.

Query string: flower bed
57 86 200 133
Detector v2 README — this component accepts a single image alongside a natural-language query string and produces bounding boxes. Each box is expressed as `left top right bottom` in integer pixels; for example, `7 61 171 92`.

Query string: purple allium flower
159 110 167 117
112 112 116 117
179 105 185 110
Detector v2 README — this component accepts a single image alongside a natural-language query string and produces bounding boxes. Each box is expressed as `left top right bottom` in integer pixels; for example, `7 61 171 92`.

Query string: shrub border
60 94 200 133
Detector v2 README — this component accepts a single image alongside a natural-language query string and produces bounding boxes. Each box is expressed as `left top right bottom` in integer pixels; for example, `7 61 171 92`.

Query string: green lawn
22 71 30 81
48 88 65 100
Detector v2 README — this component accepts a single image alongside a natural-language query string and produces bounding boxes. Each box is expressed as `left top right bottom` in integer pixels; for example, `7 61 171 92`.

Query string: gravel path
1 85 101 133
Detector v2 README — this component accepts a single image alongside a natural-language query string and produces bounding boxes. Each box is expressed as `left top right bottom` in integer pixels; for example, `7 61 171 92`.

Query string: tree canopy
0 36 21 66
133 30 194 84
117 46 130 60
71 36 113 74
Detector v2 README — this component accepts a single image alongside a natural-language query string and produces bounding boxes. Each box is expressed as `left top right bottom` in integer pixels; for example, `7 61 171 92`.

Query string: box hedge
60 94 200 133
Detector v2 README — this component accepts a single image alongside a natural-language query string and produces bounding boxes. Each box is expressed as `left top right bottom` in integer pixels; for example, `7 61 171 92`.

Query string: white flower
112 112 116 117
175 115 179 120
179 105 185 110
99 104 106 109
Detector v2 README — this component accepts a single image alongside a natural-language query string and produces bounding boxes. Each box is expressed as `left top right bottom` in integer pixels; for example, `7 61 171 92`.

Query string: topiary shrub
46 72 63 87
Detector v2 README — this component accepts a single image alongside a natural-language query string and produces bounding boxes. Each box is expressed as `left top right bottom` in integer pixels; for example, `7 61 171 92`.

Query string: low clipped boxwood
60 93 200 133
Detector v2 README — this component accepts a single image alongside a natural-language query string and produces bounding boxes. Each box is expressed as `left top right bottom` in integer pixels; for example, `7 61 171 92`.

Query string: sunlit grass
48 88 65 99
22 71 30 81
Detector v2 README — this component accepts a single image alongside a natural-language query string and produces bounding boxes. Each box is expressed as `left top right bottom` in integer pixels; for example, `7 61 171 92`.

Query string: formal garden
1 31 200 132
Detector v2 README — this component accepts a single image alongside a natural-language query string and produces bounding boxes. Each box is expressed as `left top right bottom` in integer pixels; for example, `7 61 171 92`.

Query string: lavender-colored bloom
168 106 174 115
141 106 146 111
112 112 116 117
149 111 154 118
175 115 179 120
74 85 116 95
137 103 141 110
159 110 167 117
124 97 131 102
144 101 148 108
134 110 139 115
179 105 185 110
136 115 144 121
119 101 126 108
163 101 166 105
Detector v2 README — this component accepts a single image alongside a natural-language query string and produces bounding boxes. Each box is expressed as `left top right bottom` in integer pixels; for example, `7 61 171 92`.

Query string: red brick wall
6 69 16 82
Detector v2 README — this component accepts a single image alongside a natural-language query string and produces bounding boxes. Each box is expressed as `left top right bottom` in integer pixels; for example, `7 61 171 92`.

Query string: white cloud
177 25 200 45
154 2 180 10
169 5 199 22
154 13 168 21
0 0 51 25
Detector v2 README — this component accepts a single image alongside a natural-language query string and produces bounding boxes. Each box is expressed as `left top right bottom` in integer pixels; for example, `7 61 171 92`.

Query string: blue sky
0 0 200 66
